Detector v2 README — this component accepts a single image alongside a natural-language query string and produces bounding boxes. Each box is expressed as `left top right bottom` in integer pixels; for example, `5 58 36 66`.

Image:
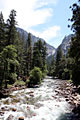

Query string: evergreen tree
0 12 6 52
26 33 33 76
6 9 17 45
33 41 43 69
56 45 63 78
33 40 43 70
69 1 80 86
42 41 47 72
33 40 47 76
15 32 25 76
0 45 19 88
48 56 56 76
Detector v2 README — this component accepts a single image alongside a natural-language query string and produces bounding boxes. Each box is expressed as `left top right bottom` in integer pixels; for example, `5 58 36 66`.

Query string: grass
14 80 25 87
68 79 72 83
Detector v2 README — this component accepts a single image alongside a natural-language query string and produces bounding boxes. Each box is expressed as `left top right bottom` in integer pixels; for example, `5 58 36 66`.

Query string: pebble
19 116 24 120
12 108 17 112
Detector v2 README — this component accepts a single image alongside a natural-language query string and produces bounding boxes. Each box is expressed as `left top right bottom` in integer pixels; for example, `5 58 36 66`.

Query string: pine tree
6 9 17 45
42 41 47 72
15 32 25 76
0 45 19 88
26 33 33 76
33 40 47 75
48 56 56 76
69 1 80 86
33 40 43 70
0 12 6 87
56 45 63 78
0 12 6 52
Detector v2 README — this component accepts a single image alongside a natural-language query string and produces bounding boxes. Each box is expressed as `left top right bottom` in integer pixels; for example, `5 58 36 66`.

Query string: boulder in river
12 108 17 112
19 116 24 120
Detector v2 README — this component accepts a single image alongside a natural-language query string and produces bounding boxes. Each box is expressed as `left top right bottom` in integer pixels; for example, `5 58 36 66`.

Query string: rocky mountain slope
17 27 74 59
47 34 74 63
54 34 74 57
60 34 74 55
17 27 56 56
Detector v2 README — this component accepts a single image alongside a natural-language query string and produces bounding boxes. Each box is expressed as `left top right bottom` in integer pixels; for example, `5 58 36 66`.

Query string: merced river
0 76 72 120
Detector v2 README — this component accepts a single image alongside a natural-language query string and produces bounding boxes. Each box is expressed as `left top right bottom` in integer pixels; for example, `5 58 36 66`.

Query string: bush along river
0 76 80 120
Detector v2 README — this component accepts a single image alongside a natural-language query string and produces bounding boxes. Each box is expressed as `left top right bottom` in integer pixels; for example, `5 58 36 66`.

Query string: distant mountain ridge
17 27 56 56
17 27 74 59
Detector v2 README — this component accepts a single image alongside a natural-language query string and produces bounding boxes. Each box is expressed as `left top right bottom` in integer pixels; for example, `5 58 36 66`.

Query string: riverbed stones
0 111 4 116
6 114 14 120
33 113 37 116
27 106 30 110
29 93 34 97
1 106 9 111
12 108 16 112
18 116 24 120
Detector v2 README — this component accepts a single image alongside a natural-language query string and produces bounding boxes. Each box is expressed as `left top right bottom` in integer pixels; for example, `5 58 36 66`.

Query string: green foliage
71 63 80 86
0 12 6 52
33 40 47 73
56 46 63 77
9 73 17 83
47 56 56 76
15 32 25 76
14 80 25 87
68 79 72 83
0 45 19 88
26 33 33 76
69 1 80 86
42 65 48 78
6 9 17 45
0 9 48 89
62 68 70 80
29 67 42 86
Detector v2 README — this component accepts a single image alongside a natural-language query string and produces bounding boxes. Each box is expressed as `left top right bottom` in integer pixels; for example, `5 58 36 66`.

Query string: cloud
0 0 57 29
28 26 61 42
35 0 58 8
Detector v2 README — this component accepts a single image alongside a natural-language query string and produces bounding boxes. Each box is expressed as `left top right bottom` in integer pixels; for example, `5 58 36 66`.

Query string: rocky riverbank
0 86 26 99
54 80 80 119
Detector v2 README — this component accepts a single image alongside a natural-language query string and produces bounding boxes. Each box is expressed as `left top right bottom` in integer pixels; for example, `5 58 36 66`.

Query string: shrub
14 80 25 87
29 67 42 86
62 68 70 80
42 69 48 78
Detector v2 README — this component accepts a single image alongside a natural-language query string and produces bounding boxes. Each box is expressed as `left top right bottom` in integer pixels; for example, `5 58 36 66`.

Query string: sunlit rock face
17 27 56 57
0 77 71 120
47 34 74 63
60 34 74 55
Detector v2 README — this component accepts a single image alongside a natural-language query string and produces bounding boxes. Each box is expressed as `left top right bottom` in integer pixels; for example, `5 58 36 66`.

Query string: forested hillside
0 10 47 89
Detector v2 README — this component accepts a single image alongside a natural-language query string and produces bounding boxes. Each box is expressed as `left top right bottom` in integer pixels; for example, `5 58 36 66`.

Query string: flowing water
0 76 72 120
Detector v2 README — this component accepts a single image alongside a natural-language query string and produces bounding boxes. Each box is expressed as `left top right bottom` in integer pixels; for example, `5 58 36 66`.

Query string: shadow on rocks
57 105 80 120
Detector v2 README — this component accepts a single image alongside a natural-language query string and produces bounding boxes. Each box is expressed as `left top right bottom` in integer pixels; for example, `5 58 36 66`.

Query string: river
0 76 72 120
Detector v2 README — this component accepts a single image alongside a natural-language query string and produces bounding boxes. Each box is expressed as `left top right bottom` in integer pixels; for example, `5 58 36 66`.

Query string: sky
0 0 78 48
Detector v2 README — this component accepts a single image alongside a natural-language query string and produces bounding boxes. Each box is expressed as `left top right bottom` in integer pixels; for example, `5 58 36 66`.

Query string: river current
0 76 71 120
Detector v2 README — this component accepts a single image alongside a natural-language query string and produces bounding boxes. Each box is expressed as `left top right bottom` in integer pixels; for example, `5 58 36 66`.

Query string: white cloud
0 0 60 47
35 0 58 8
0 0 57 29
28 26 61 42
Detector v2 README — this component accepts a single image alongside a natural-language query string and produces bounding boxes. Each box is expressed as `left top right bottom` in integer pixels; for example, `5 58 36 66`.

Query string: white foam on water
0 77 71 120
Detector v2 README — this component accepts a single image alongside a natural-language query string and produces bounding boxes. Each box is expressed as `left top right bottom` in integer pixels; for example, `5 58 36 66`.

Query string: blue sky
0 0 78 48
